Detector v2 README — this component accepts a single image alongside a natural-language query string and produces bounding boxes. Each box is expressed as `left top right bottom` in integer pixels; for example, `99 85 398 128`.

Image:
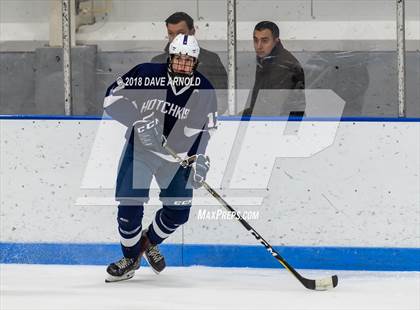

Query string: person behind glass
240 21 306 117
151 11 228 115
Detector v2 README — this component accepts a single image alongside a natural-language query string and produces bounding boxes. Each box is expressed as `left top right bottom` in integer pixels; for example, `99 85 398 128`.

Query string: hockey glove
134 118 167 153
191 154 210 189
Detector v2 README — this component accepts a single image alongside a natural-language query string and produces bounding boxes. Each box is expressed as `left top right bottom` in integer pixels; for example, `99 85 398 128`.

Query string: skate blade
143 254 163 275
105 270 135 283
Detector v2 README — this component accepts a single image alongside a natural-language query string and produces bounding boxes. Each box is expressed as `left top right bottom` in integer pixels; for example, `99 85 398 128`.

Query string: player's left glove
191 154 210 189
134 117 167 153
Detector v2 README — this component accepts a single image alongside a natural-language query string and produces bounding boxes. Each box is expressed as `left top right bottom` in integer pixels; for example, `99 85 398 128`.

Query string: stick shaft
163 144 312 288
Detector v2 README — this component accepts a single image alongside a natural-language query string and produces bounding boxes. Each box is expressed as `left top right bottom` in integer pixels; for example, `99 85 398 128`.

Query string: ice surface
1 264 419 310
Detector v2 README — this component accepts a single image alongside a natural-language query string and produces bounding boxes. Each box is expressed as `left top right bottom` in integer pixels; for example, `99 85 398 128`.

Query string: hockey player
103 34 217 282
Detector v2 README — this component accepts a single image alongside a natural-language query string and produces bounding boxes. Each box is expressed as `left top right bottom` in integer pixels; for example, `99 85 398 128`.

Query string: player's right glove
134 117 167 153
190 154 210 189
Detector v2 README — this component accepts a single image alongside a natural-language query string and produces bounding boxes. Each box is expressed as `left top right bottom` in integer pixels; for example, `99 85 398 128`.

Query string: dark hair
165 12 194 30
254 21 280 39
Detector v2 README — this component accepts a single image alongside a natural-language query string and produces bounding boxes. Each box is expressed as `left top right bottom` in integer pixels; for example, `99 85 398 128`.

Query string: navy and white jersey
104 63 217 159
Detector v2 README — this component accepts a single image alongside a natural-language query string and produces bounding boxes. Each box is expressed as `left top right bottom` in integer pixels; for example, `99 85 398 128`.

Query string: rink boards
0 117 419 270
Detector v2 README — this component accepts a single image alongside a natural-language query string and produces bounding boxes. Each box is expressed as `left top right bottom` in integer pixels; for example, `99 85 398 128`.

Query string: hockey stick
163 144 338 291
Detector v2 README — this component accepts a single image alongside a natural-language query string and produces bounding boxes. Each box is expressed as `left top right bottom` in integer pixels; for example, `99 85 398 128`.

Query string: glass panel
1 0 417 116
235 0 408 117
0 0 56 114
406 0 420 117
75 0 228 115
0 0 228 115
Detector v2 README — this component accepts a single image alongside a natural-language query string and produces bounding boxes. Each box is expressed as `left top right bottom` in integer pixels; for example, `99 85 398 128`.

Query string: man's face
253 29 279 58
167 21 194 43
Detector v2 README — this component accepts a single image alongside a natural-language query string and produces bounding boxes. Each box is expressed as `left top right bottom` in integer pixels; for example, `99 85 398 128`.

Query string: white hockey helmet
169 34 200 59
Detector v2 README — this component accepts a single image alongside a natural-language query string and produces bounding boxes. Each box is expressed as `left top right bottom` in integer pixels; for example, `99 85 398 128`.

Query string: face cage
168 54 198 77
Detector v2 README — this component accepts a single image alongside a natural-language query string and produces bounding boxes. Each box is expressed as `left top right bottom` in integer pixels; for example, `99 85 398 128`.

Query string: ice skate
141 230 166 274
105 256 140 283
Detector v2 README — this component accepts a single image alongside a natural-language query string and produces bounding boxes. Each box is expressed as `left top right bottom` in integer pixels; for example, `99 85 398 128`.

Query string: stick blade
314 275 339 291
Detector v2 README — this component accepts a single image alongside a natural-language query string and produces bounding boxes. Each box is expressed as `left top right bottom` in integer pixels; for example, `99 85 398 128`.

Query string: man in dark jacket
241 21 305 116
151 12 228 115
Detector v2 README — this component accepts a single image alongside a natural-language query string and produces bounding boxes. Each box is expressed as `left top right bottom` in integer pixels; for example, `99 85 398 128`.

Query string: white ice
1 264 419 310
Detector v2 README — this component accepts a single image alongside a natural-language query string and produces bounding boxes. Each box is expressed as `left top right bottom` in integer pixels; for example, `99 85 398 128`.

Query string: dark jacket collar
256 41 284 67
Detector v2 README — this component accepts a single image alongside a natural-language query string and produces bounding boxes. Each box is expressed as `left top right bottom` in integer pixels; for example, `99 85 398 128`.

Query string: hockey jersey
104 63 217 160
